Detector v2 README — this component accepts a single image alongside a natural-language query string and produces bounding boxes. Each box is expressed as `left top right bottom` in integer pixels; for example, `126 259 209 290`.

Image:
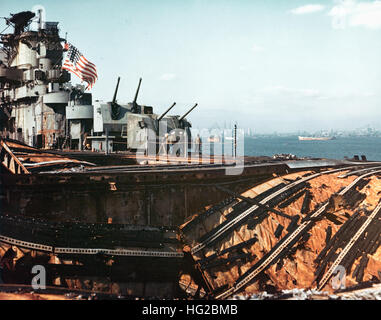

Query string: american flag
62 43 98 89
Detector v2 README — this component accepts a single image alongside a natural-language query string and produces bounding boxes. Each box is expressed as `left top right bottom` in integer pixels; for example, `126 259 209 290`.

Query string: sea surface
244 136 381 161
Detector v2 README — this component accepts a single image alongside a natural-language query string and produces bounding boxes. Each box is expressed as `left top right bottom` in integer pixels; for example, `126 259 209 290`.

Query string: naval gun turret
90 77 158 152
90 77 197 153
161 103 197 146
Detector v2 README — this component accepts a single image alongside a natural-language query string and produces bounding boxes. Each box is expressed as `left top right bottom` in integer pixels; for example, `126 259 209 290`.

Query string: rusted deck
0 139 94 174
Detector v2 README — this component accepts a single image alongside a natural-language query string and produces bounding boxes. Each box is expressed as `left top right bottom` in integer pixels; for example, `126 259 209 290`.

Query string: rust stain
0 139 94 173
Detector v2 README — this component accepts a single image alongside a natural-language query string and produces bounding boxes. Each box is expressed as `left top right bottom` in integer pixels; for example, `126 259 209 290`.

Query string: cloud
290 4 326 15
329 0 381 29
251 44 265 53
159 73 176 81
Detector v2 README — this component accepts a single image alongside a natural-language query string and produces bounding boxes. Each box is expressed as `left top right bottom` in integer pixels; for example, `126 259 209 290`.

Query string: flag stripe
78 56 97 72
76 60 97 77
63 63 97 84
62 63 96 85
61 43 97 90
77 61 97 75
63 65 95 82
79 56 96 69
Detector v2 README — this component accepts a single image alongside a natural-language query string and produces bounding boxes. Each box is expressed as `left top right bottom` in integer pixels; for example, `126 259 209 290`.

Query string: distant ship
298 136 336 141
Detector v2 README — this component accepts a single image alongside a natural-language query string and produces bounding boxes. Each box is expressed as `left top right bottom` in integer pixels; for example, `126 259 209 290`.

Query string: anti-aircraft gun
123 77 197 153
89 76 150 152
162 103 198 148
90 76 197 154
123 77 161 151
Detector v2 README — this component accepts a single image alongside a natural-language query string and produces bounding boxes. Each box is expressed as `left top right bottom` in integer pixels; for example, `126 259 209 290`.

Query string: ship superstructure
0 10 196 154
0 10 72 149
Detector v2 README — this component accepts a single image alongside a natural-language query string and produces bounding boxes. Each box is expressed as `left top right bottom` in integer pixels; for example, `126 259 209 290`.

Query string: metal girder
0 139 30 174
214 184 293 220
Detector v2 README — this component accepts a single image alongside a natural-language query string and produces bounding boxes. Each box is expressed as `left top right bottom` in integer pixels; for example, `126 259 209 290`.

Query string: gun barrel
133 78 142 104
112 77 121 104
179 103 198 121
158 102 176 121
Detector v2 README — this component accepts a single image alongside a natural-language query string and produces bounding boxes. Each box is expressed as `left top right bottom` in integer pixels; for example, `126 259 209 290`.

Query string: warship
298 136 336 141
0 9 250 298
1 10 381 301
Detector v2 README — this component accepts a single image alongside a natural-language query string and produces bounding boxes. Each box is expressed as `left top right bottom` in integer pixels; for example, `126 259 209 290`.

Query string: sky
1 0 381 133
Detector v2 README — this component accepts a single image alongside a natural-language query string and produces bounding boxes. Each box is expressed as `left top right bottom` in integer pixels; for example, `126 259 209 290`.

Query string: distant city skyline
217 123 381 136
1 0 381 133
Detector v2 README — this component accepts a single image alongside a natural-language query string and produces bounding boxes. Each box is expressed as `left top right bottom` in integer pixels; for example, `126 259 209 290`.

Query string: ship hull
298 136 335 141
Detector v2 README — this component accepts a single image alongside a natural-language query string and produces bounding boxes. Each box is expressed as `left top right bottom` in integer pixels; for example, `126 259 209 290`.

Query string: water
244 136 381 161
